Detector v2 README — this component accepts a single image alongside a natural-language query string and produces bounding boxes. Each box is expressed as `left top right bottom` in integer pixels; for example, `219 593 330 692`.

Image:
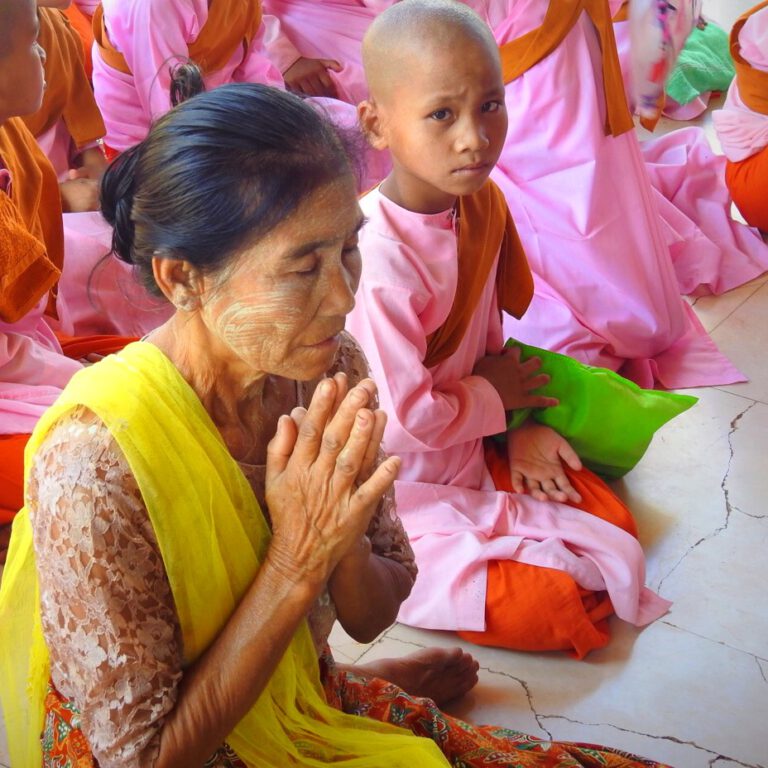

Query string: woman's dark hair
100 80 360 297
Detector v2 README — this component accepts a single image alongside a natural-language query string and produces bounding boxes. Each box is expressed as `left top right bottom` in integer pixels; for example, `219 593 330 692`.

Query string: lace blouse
27 333 416 767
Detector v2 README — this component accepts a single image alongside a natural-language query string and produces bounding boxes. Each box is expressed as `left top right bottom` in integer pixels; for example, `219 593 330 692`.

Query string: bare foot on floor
351 646 479 706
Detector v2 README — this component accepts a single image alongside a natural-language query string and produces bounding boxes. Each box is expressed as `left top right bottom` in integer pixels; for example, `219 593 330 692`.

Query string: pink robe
91 0 390 187
461 0 762 389
0 170 81 436
261 0 395 104
345 187 670 632
92 0 284 152
712 7 768 163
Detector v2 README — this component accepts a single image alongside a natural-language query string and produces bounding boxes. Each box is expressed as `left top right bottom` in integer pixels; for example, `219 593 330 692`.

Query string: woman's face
201 176 364 382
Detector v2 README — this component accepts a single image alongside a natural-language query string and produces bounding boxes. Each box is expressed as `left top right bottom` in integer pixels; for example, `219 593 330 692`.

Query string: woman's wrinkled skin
140 174 478 767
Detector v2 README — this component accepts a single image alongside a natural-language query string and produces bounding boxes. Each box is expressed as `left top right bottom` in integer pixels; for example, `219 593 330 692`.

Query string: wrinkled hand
507 422 582 503
265 374 399 586
283 56 342 98
473 346 558 411
59 172 100 213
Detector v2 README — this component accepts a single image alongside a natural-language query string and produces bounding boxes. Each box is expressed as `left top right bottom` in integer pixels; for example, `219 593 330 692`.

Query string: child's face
0 0 46 122
370 33 507 214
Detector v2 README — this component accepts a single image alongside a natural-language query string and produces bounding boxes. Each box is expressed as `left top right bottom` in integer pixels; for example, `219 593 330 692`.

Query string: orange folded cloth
725 147 768 233
457 440 638 659
0 434 30 525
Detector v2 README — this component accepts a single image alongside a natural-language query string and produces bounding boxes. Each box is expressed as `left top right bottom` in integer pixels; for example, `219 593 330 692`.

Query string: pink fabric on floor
713 6 768 162
346 187 669 633
463 0 752 389
640 126 768 297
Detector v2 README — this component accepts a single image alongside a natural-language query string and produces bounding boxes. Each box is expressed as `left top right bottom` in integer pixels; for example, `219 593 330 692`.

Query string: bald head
363 0 498 103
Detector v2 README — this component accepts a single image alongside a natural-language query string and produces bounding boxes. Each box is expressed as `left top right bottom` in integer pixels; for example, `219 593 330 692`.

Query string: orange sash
0 119 64 319
92 0 263 76
22 9 105 148
499 0 634 138
64 3 95 80
731 1 768 116
423 180 533 369
612 2 629 22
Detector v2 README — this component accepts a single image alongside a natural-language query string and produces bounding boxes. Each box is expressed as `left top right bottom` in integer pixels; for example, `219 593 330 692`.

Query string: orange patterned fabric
726 147 768 232
457 440 638 658
324 664 670 767
424 180 533 369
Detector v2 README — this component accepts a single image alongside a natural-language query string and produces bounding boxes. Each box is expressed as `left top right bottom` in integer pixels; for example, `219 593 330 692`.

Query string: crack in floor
659 619 768 662
539 714 762 768
480 665 552 739
657 402 757 593
757 658 768 685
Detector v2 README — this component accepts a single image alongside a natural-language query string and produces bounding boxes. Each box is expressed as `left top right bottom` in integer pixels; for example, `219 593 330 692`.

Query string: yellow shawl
0 342 447 767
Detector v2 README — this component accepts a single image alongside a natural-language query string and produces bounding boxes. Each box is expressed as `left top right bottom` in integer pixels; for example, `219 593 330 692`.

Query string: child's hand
283 56 342 98
59 172 100 213
77 147 108 182
507 422 582 503
473 347 558 411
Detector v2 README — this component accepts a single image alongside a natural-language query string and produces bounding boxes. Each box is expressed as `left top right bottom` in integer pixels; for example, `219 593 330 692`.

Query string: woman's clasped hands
265 372 398 588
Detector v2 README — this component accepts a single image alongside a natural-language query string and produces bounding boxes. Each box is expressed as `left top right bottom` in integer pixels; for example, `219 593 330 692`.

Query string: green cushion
504 340 698 479
667 22 735 106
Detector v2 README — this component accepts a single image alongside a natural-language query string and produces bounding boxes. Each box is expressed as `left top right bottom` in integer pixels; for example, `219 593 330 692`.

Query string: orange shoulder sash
499 0 633 137
22 9 105 148
93 0 263 77
424 181 533 369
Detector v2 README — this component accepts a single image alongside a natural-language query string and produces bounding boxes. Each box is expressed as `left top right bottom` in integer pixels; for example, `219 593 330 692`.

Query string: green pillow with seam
504 339 698 479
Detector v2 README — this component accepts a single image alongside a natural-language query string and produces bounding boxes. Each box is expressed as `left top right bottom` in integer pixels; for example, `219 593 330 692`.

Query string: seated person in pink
713 1 768 234
346 0 670 658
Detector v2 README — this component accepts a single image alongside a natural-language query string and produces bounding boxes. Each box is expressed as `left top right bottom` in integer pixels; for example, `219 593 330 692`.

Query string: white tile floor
1 1 765 766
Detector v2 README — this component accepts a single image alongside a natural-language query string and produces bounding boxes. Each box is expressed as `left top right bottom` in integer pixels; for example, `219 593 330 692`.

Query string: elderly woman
0 84 669 768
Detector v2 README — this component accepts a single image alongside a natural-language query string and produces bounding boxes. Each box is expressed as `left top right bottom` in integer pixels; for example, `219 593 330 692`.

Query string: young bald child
346 0 670 657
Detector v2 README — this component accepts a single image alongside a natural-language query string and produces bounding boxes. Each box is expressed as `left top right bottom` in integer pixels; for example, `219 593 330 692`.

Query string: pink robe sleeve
260 11 303 74
233 14 288 86
347 234 506 457
101 0 203 122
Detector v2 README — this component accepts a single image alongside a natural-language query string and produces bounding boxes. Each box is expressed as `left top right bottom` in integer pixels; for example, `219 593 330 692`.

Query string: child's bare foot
350 646 479 706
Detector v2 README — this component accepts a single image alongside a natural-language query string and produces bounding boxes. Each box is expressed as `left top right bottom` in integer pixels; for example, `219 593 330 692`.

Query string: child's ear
358 99 389 151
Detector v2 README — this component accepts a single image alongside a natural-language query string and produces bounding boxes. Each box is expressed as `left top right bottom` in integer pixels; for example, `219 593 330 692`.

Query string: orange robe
0 119 132 525
22 8 105 158
422 184 643 658
724 2 768 232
